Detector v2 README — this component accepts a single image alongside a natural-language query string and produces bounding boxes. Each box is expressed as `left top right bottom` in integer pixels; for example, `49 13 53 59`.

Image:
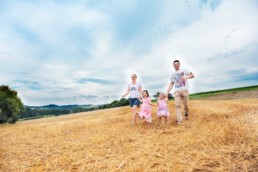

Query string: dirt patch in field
200 90 258 100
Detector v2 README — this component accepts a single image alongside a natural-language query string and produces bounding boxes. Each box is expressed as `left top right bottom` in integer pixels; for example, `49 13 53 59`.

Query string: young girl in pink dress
138 90 152 123
157 93 170 123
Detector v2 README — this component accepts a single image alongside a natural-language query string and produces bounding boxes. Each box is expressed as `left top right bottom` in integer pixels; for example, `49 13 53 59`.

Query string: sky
0 0 258 106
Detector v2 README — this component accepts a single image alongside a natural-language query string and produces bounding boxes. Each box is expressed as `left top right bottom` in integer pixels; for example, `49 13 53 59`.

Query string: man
166 60 195 125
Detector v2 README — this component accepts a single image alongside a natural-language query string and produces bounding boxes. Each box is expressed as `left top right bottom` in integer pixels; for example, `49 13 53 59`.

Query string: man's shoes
185 113 189 120
177 121 182 125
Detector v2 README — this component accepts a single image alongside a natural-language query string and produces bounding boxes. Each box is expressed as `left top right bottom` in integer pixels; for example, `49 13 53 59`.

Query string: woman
122 74 142 124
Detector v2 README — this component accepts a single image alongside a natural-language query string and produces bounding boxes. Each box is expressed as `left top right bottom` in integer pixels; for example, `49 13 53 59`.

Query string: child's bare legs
147 122 152 128
146 118 152 128
143 117 152 128
159 116 162 123
164 116 168 124
140 116 144 124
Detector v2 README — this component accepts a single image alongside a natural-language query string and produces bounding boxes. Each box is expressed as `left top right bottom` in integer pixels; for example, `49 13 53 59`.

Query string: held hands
180 75 188 82
180 74 192 81
138 97 143 103
164 94 169 102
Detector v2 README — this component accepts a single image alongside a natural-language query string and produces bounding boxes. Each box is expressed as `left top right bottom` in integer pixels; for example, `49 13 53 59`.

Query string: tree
167 93 173 99
110 98 129 108
0 85 24 124
153 92 161 99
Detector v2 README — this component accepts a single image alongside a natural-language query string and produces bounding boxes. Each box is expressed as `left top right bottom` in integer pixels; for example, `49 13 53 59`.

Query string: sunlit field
1 99 258 171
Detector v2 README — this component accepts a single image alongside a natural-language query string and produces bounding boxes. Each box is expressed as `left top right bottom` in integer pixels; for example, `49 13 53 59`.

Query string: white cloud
142 0 258 93
1 0 257 105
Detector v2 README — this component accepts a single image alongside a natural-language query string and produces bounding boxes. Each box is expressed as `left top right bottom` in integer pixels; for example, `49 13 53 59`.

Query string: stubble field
0 98 258 171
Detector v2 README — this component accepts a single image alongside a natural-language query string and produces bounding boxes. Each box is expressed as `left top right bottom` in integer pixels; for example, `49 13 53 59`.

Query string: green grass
150 85 258 100
189 85 258 99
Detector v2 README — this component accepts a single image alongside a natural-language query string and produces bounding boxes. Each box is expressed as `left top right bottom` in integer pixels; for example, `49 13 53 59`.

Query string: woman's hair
131 74 137 78
142 90 150 97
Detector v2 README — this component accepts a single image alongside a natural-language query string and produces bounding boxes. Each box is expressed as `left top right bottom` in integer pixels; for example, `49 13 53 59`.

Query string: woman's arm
138 85 142 95
138 96 142 103
122 86 130 97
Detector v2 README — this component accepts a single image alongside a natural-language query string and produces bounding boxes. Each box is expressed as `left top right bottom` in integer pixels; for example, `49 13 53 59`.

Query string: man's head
173 60 180 71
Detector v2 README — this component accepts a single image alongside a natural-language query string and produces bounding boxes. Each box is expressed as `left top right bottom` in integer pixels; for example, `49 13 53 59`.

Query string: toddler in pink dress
157 93 169 123
138 90 152 123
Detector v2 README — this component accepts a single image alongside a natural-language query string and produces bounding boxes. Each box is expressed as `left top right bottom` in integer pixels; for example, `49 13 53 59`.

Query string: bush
0 85 24 124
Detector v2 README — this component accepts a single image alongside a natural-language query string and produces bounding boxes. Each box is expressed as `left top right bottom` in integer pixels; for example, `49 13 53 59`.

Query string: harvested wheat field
1 98 258 171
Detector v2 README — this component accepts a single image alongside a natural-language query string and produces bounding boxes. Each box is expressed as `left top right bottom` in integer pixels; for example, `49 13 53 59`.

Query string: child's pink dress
138 97 152 123
157 99 170 117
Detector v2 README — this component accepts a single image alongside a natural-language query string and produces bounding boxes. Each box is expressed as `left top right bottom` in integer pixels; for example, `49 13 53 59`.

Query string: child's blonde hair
159 92 166 99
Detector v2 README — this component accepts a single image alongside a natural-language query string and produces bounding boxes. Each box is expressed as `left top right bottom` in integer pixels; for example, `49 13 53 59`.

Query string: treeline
1 84 174 123
19 98 130 120
20 106 95 119
99 98 129 109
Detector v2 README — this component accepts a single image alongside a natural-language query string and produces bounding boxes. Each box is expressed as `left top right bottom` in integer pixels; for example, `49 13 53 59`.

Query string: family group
122 60 195 125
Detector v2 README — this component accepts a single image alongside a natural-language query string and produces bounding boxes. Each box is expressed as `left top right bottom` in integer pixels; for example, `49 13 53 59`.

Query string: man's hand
181 75 191 82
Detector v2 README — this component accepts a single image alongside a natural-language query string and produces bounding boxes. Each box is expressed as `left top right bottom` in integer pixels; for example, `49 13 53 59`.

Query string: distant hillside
20 104 98 120
28 104 94 109
20 99 129 120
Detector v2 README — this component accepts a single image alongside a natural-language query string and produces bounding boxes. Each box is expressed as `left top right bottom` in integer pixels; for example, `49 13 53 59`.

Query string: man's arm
186 72 194 79
166 82 174 95
165 94 168 102
181 72 195 81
